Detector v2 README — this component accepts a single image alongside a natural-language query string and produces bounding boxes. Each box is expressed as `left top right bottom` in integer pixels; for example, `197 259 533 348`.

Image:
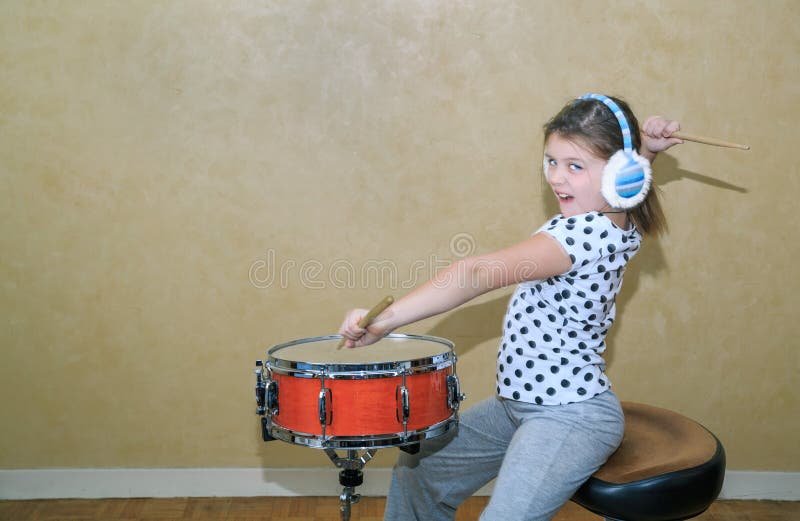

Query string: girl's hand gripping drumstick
337 296 394 349
670 131 750 150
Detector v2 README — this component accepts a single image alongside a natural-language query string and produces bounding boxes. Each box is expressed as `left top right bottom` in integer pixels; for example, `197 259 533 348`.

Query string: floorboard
0 497 797 520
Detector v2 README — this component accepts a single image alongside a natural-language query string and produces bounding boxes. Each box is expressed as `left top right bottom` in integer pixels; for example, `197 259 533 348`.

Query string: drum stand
255 335 464 521
324 448 377 521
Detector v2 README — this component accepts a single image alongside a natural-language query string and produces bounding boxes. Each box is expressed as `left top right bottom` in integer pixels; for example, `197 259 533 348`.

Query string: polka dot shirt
496 211 641 405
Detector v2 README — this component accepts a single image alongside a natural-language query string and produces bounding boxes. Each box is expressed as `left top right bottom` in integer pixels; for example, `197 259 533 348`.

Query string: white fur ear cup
601 150 652 209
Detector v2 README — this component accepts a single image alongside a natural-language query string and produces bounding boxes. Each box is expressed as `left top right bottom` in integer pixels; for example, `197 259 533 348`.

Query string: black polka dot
535 396 543 404
535 374 545 382
526 360 534 369
584 373 594 381
583 226 593 234
515 369 522 378
550 366 559 374
546 387 556 396
503 378 511 386
525 306 534 314
543 334 552 342
538 354 548 361
583 242 591 251
577 387 587 396
510 334 517 342
513 391 520 400
561 379 570 388
524 383 533 391
566 237 575 246
520 327 528 334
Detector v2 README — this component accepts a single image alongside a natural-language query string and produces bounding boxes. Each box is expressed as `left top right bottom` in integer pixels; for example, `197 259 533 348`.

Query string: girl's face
544 133 609 218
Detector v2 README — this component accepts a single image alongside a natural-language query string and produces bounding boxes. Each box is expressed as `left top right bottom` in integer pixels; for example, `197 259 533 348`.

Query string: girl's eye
569 163 583 172
547 158 557 166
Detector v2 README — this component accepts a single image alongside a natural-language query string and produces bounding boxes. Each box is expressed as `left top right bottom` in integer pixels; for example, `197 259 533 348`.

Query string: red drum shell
272 369 450 436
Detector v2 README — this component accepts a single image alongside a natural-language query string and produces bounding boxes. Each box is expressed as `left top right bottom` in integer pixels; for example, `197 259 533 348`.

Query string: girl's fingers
662 120 681 138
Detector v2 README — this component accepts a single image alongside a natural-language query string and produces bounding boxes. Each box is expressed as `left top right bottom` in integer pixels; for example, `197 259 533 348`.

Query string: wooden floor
1 497 798 520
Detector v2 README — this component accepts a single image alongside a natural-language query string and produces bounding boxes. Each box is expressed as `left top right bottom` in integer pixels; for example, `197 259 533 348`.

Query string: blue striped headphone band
580 93 634 154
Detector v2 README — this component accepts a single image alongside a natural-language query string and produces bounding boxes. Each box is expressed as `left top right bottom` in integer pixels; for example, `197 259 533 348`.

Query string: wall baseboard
0 468 797 501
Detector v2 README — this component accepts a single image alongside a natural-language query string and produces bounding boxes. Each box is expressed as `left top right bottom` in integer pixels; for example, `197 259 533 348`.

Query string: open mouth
556 192 574 202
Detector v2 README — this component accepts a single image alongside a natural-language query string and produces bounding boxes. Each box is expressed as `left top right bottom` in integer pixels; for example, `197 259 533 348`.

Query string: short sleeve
538 213 612 271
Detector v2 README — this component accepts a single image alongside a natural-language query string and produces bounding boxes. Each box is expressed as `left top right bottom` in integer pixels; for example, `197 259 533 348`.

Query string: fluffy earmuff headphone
543 93 652 210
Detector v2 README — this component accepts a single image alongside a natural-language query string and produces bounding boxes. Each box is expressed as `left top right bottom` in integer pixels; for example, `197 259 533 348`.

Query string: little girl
339 94 683 521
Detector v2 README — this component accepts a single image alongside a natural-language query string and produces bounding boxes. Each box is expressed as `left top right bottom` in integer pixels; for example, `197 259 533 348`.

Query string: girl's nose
548 166 566 184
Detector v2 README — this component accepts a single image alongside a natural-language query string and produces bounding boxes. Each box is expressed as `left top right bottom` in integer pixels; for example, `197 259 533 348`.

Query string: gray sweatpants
384 390 624 521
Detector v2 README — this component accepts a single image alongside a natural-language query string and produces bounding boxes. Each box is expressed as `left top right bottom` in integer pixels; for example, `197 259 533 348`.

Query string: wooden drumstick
670 131 750 150
337 296 395 349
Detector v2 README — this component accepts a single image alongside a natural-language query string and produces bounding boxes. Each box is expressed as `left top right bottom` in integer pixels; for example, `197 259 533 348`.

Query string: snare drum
255 334 464 449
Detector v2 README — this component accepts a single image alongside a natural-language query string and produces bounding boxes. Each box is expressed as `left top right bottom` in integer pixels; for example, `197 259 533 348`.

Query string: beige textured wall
1 1 798 472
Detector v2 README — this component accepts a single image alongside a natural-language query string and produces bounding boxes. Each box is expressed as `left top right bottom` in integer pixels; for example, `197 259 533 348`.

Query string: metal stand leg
325 448 377 521
338 469 363 521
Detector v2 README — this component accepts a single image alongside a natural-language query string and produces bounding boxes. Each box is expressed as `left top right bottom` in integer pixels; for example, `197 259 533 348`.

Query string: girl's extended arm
338 232 572 347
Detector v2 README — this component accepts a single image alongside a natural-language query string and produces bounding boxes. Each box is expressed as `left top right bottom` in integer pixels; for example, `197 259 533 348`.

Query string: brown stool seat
572 402 725 521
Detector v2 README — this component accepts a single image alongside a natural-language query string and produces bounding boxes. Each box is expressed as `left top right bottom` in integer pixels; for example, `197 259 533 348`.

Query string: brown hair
543 96 667 236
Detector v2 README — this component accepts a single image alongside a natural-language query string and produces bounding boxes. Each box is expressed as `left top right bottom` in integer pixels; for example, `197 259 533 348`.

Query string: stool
572 402 726 521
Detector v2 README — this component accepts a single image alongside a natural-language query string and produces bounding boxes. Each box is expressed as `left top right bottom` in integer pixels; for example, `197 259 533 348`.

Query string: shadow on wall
425 294 508 356
423 154 748 367
601 153 748 367
656 154 747 193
